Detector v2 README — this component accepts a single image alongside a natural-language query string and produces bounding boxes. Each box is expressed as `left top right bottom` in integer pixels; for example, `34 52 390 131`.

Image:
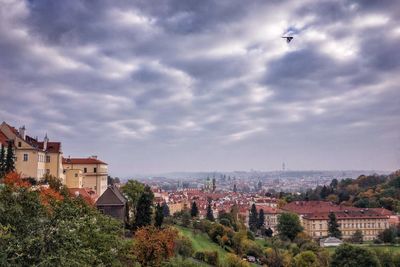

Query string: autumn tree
293 250 318 267
328 212 341 238
134 226 177 267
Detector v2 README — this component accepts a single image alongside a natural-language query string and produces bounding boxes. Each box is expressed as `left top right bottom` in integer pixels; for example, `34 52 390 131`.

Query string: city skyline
1 0 399 176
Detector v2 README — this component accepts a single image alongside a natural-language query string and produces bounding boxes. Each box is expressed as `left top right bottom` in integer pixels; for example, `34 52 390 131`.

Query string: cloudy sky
0 0 399 176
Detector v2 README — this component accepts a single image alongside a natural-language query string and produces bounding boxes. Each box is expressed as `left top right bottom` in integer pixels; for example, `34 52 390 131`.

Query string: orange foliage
4 172 30 188
133 226 178 267
39 187 64 206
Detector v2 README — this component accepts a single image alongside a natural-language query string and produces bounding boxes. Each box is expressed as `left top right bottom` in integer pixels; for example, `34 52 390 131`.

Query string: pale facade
0 122 64 181
303 211 389 241
62 157 108 196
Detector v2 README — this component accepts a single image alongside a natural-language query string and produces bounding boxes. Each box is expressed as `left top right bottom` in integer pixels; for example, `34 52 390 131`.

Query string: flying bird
282 36 294 43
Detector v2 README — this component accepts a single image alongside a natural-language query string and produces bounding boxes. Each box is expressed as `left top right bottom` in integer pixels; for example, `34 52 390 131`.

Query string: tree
135 185 154 228
0 144 5 178
162 202 170 217
4 140 15 174
257 209 265 230
154 203 164 228
40 173 63 192
293 250 318 267
277 212 303 241
190 201 199 217
378 227 397 243
265 227 273 237
122 180 145 227
249 204 258 232
212 177 216 192
350 230 363 243
134 226 177 267
174 235 193 258
331 244 380 267
0 173 133 266
328 212 342 238
225 253 250 267
206 203 214 221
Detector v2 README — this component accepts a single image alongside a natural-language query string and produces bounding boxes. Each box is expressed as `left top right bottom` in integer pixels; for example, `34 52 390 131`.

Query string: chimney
19 125 26 140
90 155 97 159
43 133 49 151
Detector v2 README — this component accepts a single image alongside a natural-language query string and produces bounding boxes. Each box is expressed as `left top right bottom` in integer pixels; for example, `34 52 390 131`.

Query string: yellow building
62 156 108 196
0 122 64 181
303 209 390 241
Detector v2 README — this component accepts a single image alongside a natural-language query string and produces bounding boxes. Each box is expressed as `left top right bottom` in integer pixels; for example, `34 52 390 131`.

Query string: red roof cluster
282 201 358 214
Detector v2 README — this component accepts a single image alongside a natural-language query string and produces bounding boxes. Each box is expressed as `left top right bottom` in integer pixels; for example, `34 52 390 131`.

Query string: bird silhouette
282 36 294 43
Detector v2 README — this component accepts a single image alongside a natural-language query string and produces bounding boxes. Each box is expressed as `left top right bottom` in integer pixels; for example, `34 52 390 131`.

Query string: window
18 142 21 147
23 154 28 161
94 167 97 173
46 169 50 174
84 167 87 173
75 173 78 177
46 155 50 163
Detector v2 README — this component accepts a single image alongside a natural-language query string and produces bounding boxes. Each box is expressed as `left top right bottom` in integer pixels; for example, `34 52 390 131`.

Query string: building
0 122 64 181
283 201 390 241
96 185 128 223
62 156 108 196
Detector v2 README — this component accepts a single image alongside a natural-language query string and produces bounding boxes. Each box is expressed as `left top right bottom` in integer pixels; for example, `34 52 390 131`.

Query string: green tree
190 201 199 217
122 180 145 227
257 209 265 229
162 202 170 217
277 212 303 241
328 212 342 238
378 227 397 244
206 203 214 221
174 235 193 258
248 204 258 232
0 144 5 178
135 185 154 228
350 230 363 244
4 140 15 174
331 244 380 267
155 202 164 228
293 250 318 267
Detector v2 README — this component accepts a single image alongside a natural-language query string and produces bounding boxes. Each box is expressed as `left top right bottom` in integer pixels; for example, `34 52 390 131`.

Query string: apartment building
62 156 108 196
0 122 64 181
283 201 391 241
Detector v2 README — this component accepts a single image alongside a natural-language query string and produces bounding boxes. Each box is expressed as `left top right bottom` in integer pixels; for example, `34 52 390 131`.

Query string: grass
174 225 229 261
326 244 400 254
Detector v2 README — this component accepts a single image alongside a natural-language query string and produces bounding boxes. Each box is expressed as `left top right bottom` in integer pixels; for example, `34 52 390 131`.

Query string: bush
223 253 250 267
194 251 205 262
174 235 193 258
203 251 219 266
163 257 204 267
293 250 318 267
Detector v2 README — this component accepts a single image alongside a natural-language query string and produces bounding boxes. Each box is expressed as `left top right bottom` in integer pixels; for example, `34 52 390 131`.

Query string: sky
0 0 399 177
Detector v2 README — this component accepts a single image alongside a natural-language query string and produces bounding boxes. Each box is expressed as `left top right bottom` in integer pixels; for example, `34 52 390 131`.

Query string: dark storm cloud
0 0 399 174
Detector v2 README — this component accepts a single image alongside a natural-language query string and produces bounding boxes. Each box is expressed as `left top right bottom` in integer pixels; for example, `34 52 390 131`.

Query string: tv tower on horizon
282 162 286 172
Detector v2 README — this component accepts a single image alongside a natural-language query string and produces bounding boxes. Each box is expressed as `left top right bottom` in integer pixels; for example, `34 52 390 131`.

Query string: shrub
224 253 250 267
174 235 193 258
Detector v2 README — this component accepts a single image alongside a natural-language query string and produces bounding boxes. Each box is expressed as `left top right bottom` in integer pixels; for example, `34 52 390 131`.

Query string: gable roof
0 131 9 147
96 186 126 206
62 157 107 165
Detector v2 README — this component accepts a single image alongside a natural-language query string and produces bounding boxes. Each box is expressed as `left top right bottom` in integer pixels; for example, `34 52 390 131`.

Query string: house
320 237 343 247
96 185 128 223
62 156 108 196
0 122 64 181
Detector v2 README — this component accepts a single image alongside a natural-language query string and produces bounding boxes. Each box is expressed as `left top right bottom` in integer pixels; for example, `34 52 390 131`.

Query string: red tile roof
38 141 61 153
282 201 358 214
68 188 98 204
62 157 108 165
303 209 390 220
0 131 9 146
